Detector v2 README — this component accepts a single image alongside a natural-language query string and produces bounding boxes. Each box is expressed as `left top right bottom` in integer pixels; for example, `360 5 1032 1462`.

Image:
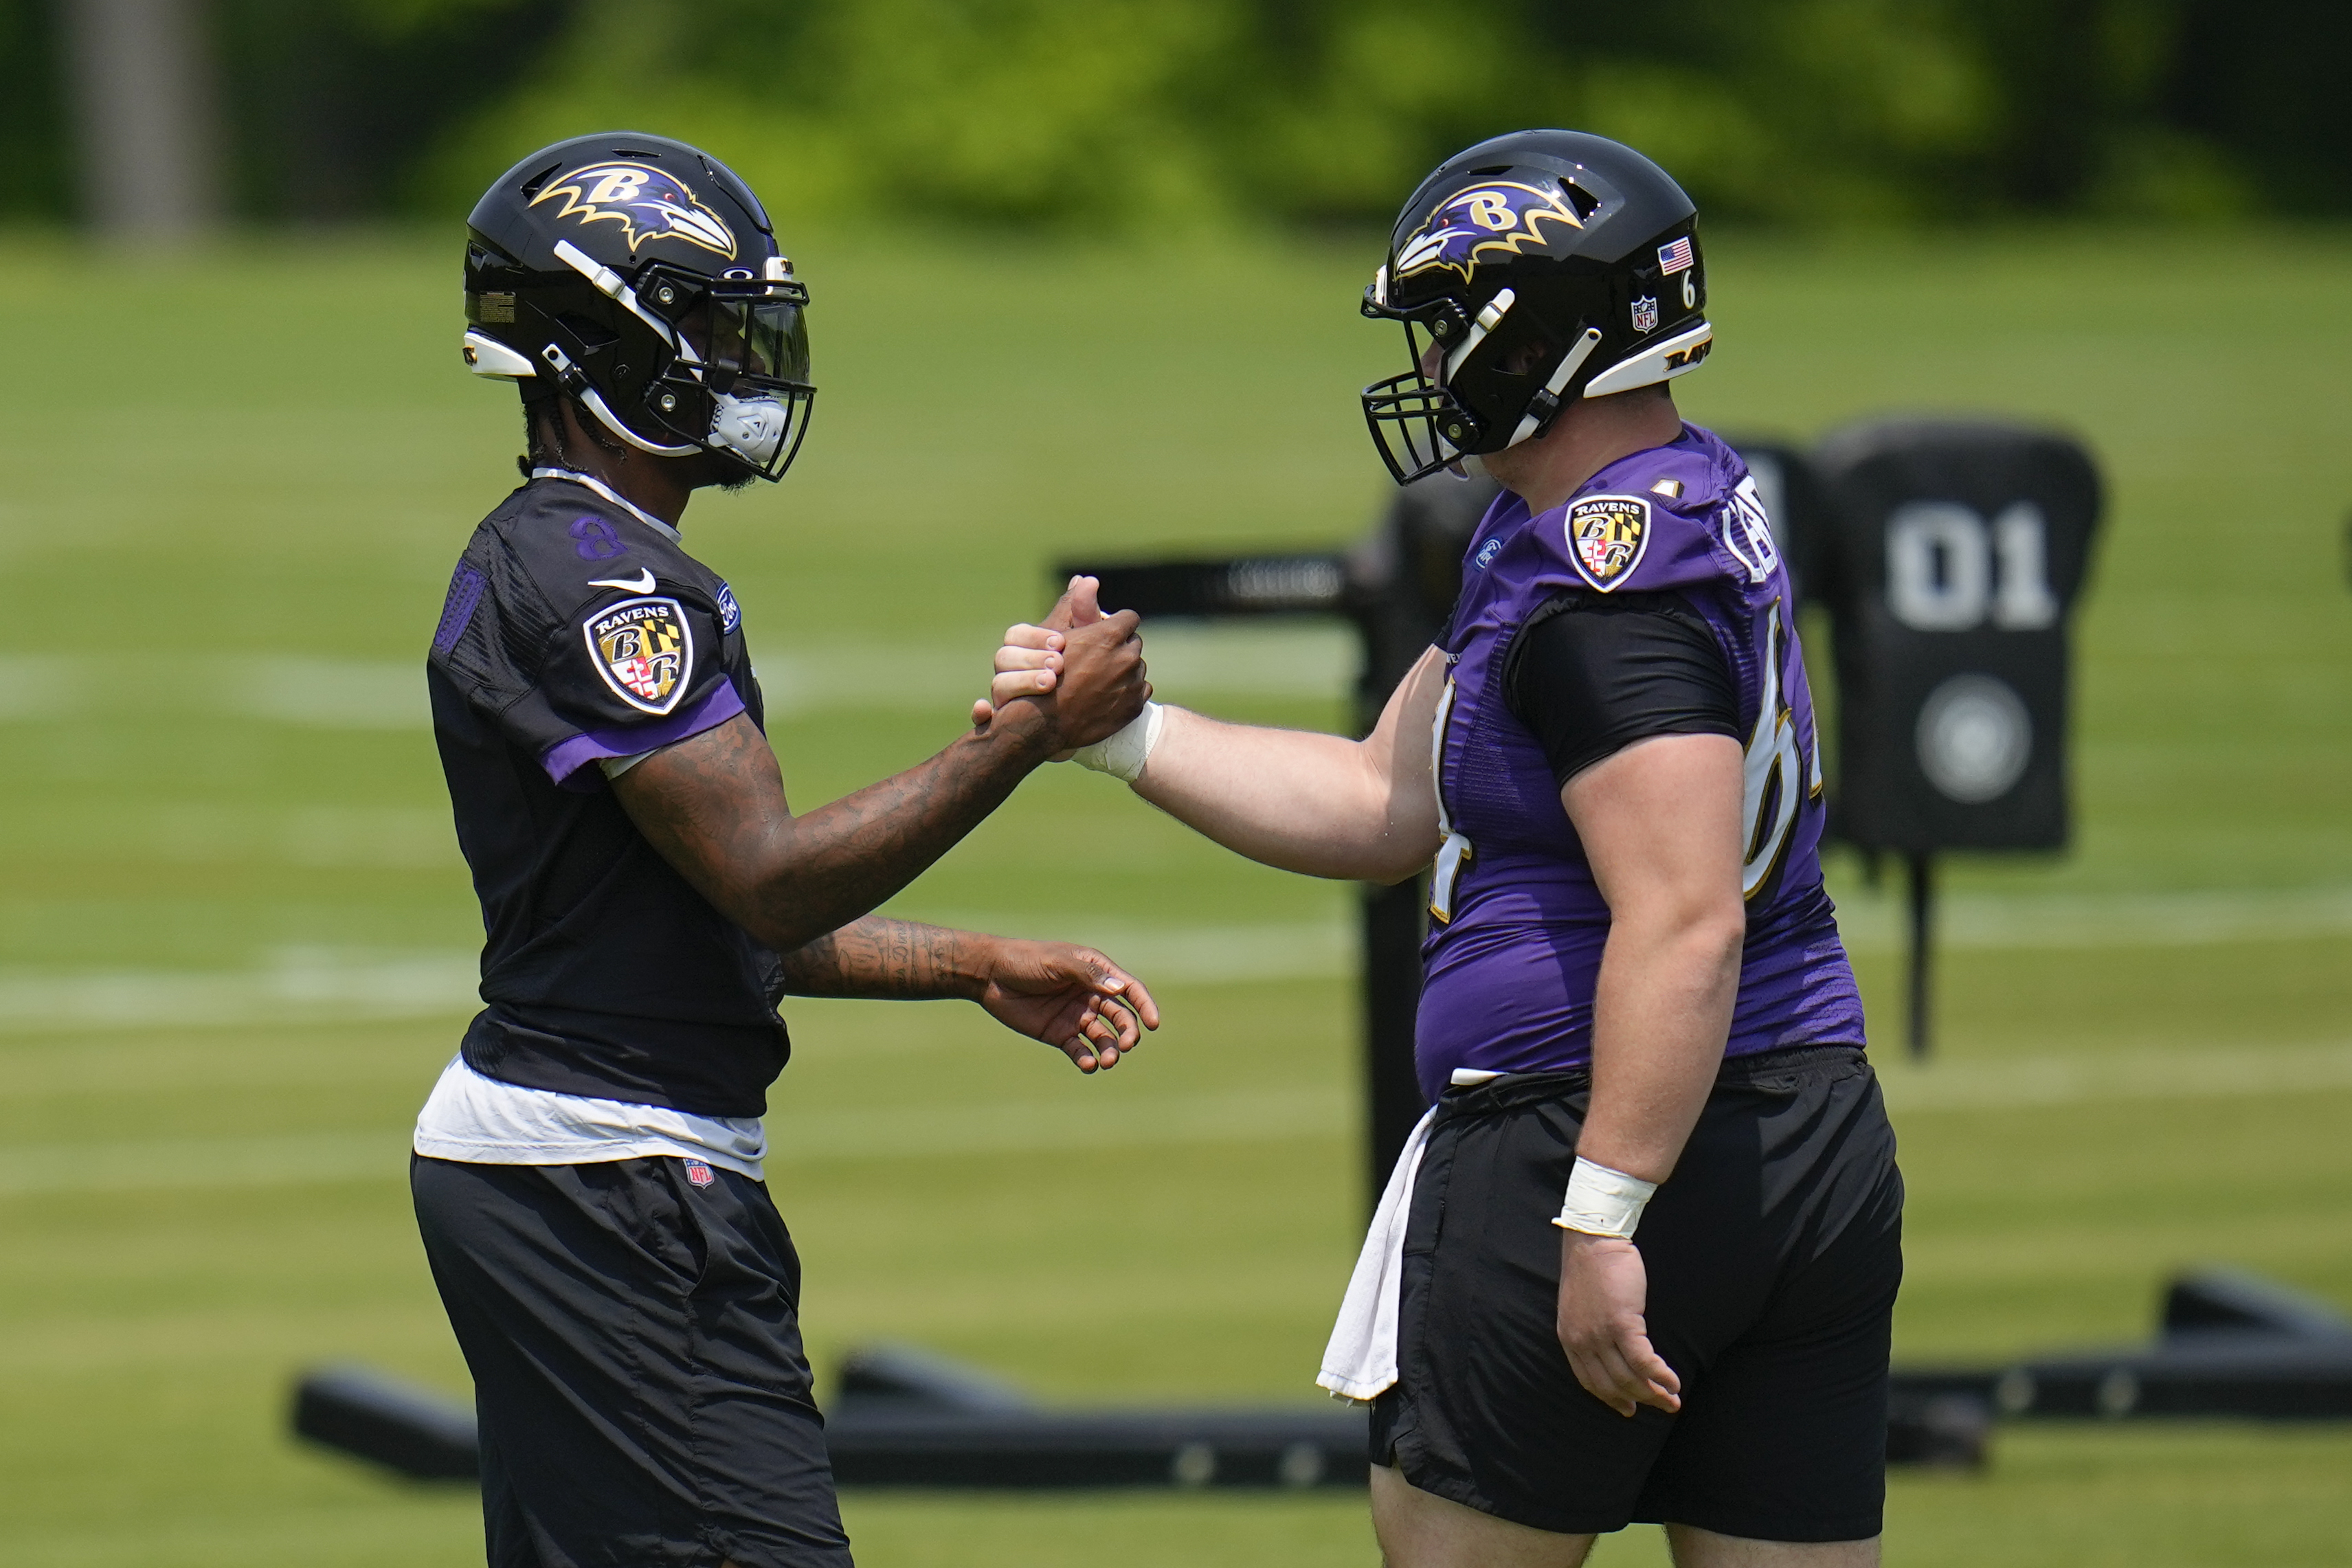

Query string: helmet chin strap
577 385 701 458
1505 327 1606 447
574 377 789 473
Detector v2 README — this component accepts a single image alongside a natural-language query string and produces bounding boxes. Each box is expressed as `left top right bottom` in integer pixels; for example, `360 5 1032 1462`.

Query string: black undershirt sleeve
1503 591 1742 788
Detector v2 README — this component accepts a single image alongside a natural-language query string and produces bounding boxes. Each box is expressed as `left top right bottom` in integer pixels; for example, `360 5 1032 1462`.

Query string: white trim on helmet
1444 287 1514 383
1506 326 1606 447
1582 320 1714 400
462 329 537 379
554 238 687 357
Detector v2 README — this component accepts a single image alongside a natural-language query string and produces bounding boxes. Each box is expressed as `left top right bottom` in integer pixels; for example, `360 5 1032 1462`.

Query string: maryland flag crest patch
1565 495 1652 592
586 596 693 715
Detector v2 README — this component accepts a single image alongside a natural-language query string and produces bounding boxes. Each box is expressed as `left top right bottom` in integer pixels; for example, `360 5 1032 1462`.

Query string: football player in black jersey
414 133 1157 1568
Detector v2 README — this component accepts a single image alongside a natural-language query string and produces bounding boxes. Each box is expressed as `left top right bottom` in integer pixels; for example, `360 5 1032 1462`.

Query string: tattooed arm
775 915 1161 1071
774 915 984 998
607 611 1157 1066
613 609 1143 955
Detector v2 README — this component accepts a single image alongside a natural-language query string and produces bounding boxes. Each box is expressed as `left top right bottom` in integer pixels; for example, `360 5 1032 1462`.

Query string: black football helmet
461 132 814 482
1361 130 1712 484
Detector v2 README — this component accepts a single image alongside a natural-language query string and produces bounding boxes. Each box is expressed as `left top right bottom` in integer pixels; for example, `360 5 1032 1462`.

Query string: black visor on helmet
708 295 810 388
622 263 817 479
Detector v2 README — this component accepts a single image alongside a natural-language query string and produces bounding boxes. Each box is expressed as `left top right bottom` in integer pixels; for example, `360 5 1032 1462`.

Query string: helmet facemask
577 256 815 482
631 264 814 481
1361 274 1604 486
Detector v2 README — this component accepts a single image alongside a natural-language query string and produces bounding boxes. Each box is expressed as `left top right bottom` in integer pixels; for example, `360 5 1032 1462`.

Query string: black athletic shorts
412 1155 853 1568
1371 1044 1903 1543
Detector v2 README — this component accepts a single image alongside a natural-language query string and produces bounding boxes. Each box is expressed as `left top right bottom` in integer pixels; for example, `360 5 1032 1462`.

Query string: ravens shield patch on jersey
1566 495 1652 592
586 596 694 715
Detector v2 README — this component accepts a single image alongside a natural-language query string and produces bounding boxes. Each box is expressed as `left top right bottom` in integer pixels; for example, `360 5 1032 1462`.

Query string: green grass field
1 223 2348 1567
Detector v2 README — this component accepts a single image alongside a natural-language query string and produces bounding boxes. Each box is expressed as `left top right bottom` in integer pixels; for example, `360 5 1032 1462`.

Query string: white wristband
1065 702 1164 783
1552 1156 1657 1240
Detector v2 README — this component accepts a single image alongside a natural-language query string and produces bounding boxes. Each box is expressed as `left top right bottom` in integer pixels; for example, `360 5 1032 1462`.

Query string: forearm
1131 706 1424 880
774 916 989 1000
620 711 1051 954
752 724 1046 941
1575 913 1745 1183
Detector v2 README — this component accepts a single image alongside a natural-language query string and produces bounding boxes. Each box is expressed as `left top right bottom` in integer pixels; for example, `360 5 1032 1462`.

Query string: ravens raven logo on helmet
528 161 738 260
1394 181 1586 282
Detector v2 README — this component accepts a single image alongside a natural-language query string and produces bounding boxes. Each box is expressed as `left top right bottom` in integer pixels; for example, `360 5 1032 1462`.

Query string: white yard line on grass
0 926 1352 1034
0 626 1358 730
1874 1040 2352 1113
4 885 2347 1035
0 949 484 1032
6 1044 2351 1197
0 1088 1345 1196
1832 885 2352 952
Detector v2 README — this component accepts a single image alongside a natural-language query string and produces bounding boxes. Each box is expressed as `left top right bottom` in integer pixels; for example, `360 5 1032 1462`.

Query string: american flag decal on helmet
1657 237 1695 275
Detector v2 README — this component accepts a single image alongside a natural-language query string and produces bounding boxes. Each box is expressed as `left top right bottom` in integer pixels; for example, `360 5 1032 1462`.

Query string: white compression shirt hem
412 1055 767 1179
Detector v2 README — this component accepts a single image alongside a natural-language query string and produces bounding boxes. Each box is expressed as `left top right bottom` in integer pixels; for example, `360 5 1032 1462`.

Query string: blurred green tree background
3 0 2350 230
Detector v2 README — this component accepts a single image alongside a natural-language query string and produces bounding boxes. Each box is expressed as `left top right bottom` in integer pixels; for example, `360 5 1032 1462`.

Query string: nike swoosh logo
587 570 656 593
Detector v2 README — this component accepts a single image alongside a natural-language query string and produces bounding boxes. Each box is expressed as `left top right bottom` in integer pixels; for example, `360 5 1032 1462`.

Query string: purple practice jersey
1414 423 1866 1100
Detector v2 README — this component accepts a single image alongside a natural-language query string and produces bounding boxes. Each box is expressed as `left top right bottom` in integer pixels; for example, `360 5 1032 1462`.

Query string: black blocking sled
292 1268 2352 1488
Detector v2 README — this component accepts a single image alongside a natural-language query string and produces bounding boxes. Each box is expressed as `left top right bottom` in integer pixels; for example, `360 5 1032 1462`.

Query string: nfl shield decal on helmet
1394 181 1586 281
528 161 738 260
1631 295 1659 333
586 596 695 714
1566 495 1652 592
683 1158 715 1188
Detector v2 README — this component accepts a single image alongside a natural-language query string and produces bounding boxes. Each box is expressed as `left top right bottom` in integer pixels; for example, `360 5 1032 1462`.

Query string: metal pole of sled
1906 853 1935 1061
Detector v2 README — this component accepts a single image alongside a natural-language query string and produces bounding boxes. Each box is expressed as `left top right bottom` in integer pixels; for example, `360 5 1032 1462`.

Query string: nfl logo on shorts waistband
683 1158 715 1188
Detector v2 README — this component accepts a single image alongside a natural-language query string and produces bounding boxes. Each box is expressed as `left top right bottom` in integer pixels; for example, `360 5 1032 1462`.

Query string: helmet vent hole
607 148 663 159
516 161 565 200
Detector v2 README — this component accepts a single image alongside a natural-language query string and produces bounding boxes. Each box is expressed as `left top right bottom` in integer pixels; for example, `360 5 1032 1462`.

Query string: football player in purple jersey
983 132 1899 1566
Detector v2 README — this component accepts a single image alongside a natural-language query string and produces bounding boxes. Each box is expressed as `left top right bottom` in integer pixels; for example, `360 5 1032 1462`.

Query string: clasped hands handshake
956 576 1162 1075
968 574 1134 745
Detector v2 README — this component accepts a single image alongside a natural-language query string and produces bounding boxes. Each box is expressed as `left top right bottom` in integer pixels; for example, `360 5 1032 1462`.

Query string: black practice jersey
427 473 785 1117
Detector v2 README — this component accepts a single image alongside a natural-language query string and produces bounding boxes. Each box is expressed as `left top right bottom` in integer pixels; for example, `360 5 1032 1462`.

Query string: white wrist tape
1552 1156 1657 1240
1066 702 1164 783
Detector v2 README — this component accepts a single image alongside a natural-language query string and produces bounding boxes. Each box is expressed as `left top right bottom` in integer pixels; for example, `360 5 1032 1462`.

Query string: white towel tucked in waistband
1317 1068 1499 1404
